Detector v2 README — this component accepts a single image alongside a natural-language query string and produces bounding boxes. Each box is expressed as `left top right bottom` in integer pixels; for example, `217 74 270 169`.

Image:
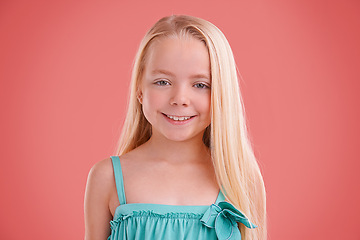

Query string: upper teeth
166 115 191 121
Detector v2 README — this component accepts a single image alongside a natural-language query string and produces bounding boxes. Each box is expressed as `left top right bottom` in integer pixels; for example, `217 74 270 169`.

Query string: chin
165 136 191 142
163 132 202 143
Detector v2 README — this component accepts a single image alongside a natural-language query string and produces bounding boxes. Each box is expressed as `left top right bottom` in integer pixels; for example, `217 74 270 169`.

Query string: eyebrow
151 69 175 77
151 69 210 80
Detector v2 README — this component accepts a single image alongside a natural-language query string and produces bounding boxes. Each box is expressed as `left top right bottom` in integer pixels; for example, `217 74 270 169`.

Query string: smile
163 113 194 121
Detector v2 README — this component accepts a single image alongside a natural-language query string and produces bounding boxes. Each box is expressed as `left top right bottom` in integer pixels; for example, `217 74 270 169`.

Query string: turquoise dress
108 156 257 240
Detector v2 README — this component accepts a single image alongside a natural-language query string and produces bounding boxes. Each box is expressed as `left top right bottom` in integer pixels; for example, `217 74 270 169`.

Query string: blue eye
194 83 209 89
155 80 170 86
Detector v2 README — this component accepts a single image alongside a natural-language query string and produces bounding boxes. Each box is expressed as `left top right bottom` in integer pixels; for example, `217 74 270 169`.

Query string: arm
84 159 113 240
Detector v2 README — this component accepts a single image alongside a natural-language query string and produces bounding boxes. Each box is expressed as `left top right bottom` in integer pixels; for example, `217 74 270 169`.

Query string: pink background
1 0 359 239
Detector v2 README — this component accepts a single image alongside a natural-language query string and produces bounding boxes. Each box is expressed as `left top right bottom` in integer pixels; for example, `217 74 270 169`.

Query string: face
138 36 211 143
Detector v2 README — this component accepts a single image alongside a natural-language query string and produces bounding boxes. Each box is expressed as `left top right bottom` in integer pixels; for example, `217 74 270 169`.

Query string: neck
143 131 211 164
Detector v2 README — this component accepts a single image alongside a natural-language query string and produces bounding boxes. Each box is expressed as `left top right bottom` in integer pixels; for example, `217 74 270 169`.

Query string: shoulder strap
110 156 126 205
215 188 226 204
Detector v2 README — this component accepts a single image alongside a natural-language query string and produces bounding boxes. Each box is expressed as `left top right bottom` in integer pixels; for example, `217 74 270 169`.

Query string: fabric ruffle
110 210 203 230
108 209 217 240
108 202 257 240
200 201 257 240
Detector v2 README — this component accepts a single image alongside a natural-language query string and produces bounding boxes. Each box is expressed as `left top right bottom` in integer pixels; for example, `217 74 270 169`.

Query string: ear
136 88 143 104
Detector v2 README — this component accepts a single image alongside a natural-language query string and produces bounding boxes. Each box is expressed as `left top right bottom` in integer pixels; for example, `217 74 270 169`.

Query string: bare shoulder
85 157 116 207
84 158 115 239
87 158 114 184
85 157 119 205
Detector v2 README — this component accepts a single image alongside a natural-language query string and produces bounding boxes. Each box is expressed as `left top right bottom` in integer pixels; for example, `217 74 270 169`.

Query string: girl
85 15 266 240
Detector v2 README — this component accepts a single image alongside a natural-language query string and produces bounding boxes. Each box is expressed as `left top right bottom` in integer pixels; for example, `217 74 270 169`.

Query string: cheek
142 90 165 116
144 90 164 105
196 93 211 114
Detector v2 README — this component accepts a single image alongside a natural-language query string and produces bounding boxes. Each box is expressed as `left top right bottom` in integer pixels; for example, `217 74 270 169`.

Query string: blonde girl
85 15 266 240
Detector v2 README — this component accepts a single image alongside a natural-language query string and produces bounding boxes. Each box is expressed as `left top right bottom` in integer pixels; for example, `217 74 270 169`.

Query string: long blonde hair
115 15 266 239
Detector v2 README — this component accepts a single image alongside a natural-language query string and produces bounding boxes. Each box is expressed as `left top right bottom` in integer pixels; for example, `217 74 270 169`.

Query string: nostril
170 98 190 106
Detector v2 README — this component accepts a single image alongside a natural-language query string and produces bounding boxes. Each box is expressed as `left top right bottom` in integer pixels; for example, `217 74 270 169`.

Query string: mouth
162 113 196 121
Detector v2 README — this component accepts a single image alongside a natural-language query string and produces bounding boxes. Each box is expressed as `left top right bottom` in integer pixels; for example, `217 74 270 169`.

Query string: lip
162 113 196 125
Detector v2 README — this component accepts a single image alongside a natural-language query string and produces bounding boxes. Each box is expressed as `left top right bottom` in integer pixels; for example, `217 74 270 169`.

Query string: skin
84 36 219 240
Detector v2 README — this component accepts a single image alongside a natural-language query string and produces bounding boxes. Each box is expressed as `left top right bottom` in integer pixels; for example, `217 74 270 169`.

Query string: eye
194 83 210 89
154 80 170 86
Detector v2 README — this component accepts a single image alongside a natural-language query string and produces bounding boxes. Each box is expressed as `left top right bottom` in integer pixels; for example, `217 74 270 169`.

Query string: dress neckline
121 189 224 207
113 189 225 219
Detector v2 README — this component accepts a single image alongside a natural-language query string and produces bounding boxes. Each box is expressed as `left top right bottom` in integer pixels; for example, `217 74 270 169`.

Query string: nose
170 86 190 106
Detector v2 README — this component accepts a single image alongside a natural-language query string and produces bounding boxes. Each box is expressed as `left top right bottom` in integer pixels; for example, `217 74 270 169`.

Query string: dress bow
200 201 257 240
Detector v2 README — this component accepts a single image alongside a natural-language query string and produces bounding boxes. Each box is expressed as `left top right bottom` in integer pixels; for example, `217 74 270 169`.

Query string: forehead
144 36 210 78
